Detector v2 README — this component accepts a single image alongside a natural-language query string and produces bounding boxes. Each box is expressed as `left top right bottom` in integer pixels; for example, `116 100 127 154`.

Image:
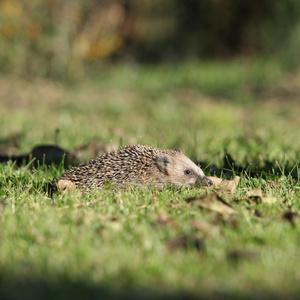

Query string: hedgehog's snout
195 176 213 187
206 178 213 187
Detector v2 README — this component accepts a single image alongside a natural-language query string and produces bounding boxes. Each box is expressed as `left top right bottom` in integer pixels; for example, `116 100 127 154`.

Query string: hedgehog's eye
184 169 192 175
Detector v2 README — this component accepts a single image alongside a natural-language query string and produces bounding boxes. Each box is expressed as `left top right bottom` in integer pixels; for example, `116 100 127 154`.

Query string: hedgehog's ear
155 154 170 175
173 148 182 153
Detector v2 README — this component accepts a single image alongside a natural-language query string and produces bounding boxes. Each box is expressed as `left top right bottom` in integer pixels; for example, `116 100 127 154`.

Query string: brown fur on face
152 148 211 189
55 145 212 191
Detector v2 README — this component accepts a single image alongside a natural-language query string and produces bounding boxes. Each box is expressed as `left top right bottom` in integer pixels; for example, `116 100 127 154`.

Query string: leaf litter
165 235 204 253
154 211 177 228
247 189 264 198
208 175 240 196
246 188 278 205
1 139 294 236
186 193 237 216
190 220 220 237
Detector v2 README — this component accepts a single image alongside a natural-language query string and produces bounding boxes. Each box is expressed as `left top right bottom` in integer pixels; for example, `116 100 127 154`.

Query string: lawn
0 59 300 299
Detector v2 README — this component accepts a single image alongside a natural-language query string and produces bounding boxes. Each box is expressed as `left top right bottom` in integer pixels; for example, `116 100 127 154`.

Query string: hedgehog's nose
196 176 213 187
207 178 213 187
202 177 213 187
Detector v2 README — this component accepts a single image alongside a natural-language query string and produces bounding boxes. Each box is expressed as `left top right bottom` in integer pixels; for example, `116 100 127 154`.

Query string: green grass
1 59 300 299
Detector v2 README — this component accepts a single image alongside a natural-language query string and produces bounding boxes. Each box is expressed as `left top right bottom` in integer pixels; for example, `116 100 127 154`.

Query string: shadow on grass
1 275 299 300
0 142 299 183
199 151 300 181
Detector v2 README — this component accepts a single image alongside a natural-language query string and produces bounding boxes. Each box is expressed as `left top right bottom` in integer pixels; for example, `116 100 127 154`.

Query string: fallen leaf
155 211 176 227
190 220 213 231
247 189 264 197
246 195 278 205
207 176 223 188
165 235 204 253
220 176 240 195
208 176 240 196
186 193 237 215
190 220 220 236
223 216 239 229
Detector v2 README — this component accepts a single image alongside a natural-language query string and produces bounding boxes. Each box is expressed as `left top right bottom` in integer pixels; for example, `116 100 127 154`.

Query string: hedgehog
54 144 212 192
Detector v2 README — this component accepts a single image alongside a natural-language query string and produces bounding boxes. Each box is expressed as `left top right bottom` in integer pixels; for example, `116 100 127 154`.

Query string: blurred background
1 0 300 79
1 2 300 297
1 0 300 172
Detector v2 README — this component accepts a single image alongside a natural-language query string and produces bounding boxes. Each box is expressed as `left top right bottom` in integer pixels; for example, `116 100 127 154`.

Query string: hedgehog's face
155 150 212 188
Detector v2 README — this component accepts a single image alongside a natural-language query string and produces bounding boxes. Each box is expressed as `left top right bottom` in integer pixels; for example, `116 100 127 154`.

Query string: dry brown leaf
57 179 76 193
190 220 220 236
247 189 264 197
165 235 203 253
187 193 236 215
208 176 240 196
219 215 239 229
246 194 278 205
207 176 223 188
220 176 240 195
190 220 212 231
155 211 176 227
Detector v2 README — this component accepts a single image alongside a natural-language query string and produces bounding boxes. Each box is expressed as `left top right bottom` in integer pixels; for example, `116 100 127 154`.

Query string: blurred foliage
0 0 300 79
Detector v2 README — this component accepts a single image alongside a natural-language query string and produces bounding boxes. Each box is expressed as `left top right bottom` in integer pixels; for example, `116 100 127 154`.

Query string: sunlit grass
0 60 300 299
